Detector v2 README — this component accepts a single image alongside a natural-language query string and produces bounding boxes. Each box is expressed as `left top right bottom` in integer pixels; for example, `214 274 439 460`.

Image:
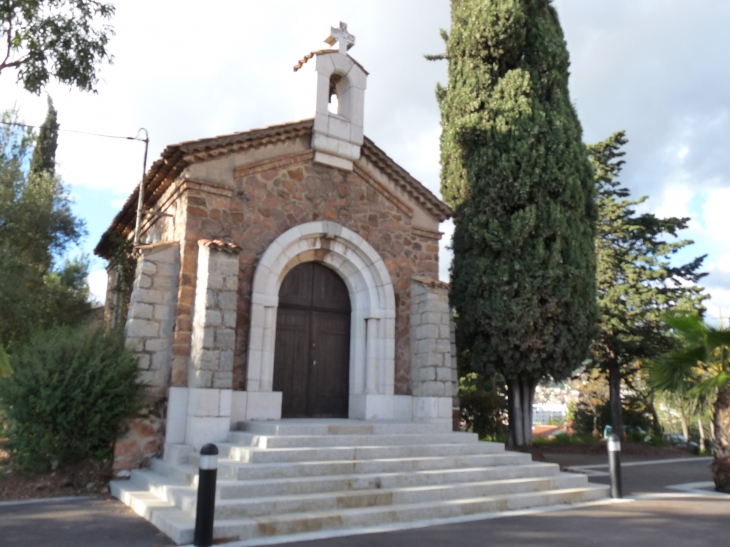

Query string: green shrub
648 435 668 447
572 397 654 437
0 326 144 470
533 433 600 445
459 372 508 441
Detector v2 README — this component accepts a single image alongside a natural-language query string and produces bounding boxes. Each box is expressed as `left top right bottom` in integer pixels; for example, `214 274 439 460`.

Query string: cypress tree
30 96 60 176
435 0 598 446
0 109 87 346
589 131 707 437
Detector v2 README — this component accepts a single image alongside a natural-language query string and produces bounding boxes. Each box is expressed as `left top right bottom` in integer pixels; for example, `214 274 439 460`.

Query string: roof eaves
94 120 315 258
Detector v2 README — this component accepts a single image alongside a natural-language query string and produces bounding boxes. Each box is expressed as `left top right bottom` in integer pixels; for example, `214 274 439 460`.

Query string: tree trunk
647 394 662 436
507 376 537 447
698 417 705 453
608 362 623 438
679 403 689 440
711 386 730 493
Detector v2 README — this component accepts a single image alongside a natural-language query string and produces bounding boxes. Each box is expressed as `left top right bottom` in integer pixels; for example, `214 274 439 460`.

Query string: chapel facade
96 23 458 472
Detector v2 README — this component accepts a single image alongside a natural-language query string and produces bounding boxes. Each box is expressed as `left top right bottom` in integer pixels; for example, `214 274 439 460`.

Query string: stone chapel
96 22 458 472
102 25 607 543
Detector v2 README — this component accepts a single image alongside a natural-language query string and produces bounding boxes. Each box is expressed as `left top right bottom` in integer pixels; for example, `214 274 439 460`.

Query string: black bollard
193 443 218 547
607 433 623 498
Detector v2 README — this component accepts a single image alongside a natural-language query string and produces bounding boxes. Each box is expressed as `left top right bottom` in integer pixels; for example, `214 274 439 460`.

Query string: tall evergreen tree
589 131 707 437
0 109 88 345
434 0 598 446
30 96 59 176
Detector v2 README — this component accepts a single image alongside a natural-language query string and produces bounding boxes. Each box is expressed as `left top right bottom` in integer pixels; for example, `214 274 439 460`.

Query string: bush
533 433 600 445
459 372 508 441
572 397 654 437
0 326 144 470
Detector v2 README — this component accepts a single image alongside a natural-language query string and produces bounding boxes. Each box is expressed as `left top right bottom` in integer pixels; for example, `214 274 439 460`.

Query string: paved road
542 453 715 495
0 456 726 547
0 496 174 547
251 456 728 547
270 497 730 547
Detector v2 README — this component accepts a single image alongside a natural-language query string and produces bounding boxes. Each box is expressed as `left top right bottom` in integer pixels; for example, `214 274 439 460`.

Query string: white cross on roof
324 22 355 54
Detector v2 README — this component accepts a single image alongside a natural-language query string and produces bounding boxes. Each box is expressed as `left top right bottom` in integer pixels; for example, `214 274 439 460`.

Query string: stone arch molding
246 221 396 419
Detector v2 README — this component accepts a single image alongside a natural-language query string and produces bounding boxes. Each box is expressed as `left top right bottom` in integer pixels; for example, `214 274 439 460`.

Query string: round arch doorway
272 262 351 418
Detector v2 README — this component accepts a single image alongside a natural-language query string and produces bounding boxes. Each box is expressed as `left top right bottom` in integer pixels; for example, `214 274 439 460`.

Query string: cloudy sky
1 1 728 323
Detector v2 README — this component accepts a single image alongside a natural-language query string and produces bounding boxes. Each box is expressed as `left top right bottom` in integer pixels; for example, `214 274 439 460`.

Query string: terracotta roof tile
293 49 369 75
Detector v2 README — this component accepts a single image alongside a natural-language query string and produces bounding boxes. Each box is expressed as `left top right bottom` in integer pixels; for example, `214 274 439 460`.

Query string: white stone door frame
246 221 397 419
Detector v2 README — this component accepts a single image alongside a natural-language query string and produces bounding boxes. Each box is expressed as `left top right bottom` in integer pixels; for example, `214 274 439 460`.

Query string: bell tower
309 22 368 171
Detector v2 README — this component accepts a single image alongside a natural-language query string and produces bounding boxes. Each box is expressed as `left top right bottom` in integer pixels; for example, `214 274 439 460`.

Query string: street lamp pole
132 128 150 247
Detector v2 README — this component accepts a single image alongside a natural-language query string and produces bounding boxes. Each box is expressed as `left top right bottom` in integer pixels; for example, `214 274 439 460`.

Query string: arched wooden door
273 262 351 418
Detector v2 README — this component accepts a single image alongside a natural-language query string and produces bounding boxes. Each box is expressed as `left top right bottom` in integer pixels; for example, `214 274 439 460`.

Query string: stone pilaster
409 276 456 423
182 239 241 448
189 239 241 389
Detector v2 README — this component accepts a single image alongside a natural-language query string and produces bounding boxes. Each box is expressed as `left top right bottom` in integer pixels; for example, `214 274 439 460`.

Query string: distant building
532 402 568 425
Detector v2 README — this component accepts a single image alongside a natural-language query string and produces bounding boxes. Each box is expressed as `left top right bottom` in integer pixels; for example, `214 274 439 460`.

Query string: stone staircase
111 420 609 545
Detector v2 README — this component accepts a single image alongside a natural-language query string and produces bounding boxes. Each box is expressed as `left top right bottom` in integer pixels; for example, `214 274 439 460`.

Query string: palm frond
648 345 706 392
663 313 706 346
689 371 730 398
706 327 730 353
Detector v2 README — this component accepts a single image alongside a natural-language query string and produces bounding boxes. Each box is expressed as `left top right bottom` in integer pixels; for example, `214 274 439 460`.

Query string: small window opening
328 74 342 114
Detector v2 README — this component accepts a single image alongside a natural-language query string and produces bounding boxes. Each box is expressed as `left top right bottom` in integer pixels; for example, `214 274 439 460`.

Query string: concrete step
190 441 505 466
242 485 610 538
152 449 532 486
239 420 453 437
126 469 196 505
149 484 609 544
207 474 591 520
217 452 532 481
228 431 479 448
151 459 199 485
214 462 562 499
132 460 562 508
111 421 610 545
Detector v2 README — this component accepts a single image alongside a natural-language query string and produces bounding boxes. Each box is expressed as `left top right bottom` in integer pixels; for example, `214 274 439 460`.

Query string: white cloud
87 269 108 305
702 188 730 245
677 146 690 162
717 254 730 273
650 183 694 220
704 286 730 327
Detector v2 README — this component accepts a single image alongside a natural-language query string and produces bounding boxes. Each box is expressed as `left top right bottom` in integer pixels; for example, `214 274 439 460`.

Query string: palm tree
649 314 730 492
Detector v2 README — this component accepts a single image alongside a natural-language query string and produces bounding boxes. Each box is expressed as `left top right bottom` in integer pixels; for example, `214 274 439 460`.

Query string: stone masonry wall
231 154 440 394
114 241 180 473
160 152 441 395
125 242 180 396
189 240 241 389
409 276 457 399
